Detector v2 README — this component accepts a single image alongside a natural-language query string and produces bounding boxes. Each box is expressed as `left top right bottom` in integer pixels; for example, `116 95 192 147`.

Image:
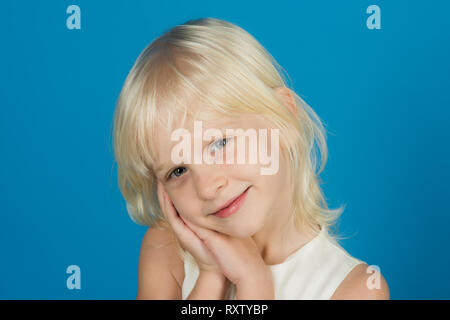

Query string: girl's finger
161 189 184 234
157 180 206 247
184 219 229 254
156 180 168 218
156 180 180 230
157 180 181 228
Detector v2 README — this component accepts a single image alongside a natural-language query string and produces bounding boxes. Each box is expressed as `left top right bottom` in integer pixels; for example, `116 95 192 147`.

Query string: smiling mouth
210 187 250 219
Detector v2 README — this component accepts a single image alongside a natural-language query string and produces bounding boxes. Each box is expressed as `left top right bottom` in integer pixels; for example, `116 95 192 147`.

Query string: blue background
1 0 449 299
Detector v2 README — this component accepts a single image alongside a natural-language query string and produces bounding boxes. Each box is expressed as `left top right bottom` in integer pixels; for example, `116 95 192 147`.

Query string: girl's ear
274 87 298 116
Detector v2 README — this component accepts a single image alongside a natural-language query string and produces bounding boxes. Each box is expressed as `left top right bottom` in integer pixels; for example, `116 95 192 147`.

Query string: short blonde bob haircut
112 17 344 242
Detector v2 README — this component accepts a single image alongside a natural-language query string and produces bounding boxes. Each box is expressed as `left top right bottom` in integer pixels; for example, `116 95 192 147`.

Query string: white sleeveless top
181 227 366 300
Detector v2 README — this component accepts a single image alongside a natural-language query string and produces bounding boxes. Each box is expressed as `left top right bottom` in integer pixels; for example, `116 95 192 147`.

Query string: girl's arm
186 270 230 300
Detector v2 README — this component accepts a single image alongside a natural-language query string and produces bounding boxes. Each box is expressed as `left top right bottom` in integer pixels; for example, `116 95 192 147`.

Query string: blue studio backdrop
1 0 449 299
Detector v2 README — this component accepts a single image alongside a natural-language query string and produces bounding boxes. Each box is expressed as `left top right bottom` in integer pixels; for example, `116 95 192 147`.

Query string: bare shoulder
140 223 175 250
137 224 185 300
330 263 390 300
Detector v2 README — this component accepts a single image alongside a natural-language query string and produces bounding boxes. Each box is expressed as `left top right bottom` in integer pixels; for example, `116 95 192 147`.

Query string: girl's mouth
210 187 250 219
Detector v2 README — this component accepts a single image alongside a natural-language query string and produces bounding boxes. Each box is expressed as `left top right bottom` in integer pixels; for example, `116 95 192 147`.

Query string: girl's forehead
158 111 271 133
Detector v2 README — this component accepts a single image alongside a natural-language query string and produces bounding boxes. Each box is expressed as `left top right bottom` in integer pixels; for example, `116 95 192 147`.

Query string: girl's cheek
177 210 198 228
173 202 190 221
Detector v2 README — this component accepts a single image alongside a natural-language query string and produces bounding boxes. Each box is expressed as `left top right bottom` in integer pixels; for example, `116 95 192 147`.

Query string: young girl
112 17 389 300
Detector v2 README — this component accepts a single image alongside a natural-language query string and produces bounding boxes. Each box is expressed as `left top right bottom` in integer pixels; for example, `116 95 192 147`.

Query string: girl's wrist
199 269 227 283
187 269 229 300
236 268 274 300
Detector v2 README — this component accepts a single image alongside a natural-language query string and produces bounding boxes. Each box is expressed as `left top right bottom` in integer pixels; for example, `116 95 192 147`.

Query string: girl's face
154 111 292 238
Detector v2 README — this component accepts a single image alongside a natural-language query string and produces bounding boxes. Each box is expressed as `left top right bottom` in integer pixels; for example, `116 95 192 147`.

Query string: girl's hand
185 221 273 288
156 180 220 273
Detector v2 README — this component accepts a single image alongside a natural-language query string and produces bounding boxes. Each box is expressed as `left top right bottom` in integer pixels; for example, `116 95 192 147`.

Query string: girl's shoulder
137 225 185 298
330 263 390 299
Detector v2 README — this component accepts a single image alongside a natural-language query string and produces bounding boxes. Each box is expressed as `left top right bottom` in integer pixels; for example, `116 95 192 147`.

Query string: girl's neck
252 215 320 266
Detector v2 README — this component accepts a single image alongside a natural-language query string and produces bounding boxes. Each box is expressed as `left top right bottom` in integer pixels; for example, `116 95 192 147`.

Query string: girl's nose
191 165 228 200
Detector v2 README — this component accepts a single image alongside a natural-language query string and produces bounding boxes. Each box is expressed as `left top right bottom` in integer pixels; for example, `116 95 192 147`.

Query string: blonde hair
112 17 345 244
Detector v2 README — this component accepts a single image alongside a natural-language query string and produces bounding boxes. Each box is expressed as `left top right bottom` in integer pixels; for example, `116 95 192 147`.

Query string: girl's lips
211 187 250 219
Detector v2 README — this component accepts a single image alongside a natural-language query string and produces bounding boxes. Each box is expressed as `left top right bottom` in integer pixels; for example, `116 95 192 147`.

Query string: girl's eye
169 167 187 179
209 138 228 153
